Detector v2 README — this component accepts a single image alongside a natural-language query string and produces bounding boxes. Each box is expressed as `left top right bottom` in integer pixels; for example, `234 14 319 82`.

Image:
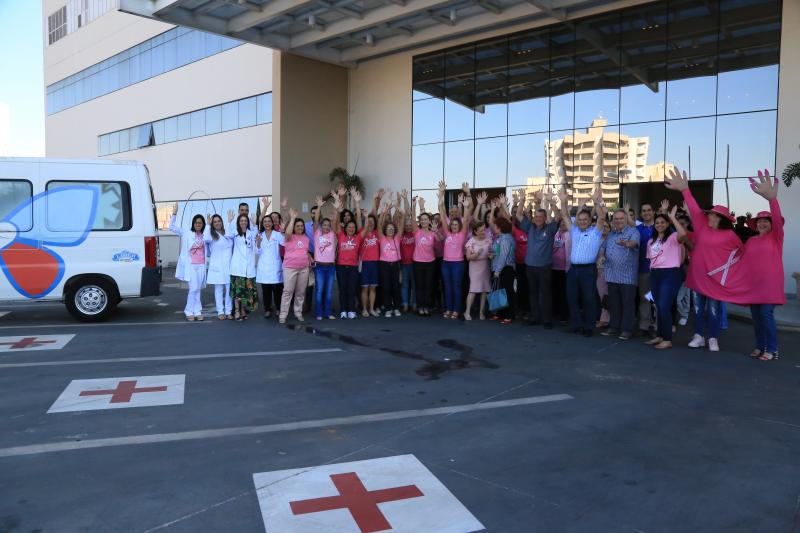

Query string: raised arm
461 194 473 235
313 196 323 232
372 188 384 215
558 187 572 231
351 189 363 232
749 169 783 242
665 167 706 229
284 208 297 240
332 195 343 234
437 180 447 223
377 202 389 237
515 189 526 223
668 205 686 240
410 196 420 232
474 191 487 225
168 202 183 235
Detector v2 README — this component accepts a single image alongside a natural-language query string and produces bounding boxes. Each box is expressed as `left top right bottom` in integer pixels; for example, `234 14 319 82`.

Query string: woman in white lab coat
256 214 285 319
205 214 234 320
169 204 208 321
230 213 258 320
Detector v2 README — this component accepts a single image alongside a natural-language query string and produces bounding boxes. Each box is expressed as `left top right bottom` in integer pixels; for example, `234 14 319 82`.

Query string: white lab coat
205 230 234 285
230 229 257 278
169 215 207 287
255 230 285 284
226 219 257 237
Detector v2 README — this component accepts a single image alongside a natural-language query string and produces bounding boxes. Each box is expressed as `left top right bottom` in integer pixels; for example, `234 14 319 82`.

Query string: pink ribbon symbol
707 249 740 286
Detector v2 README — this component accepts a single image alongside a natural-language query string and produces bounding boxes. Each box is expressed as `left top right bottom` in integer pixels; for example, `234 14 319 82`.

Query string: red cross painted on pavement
290 472 424 533
78 380 168 403
0 337 57 349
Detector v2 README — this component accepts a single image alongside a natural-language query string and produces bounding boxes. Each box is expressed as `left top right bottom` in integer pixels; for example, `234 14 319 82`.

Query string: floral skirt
230 275 258 311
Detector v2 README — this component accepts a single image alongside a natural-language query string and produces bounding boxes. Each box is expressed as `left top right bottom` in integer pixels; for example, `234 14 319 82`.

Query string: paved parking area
1 272 799 532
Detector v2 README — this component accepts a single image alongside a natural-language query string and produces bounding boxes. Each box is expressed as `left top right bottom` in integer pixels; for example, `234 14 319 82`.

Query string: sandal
759 352 779 361
645 337 663 346
464 314 472 321
654 340 673 350
186 315 195 322
748 348 763 358
500 318 513 325
218 314 226 321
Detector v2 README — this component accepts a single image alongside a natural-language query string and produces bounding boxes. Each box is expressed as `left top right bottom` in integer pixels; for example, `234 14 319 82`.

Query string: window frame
0 179 34 232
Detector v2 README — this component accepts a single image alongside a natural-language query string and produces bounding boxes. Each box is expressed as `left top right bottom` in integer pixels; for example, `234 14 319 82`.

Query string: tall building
42 0 800 293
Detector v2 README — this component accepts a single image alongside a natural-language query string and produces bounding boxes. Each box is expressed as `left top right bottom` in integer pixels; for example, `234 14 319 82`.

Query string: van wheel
65 279 117 322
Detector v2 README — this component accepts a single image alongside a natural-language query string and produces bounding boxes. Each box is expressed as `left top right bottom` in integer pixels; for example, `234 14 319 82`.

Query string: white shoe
361 309 369 318
348 312 357 319
385 310 392 317
316 316 323 321
370 310 381 317
393 309 401 317
340 312 347 319
688 334 705 348
708 338 719 352
678 317 688 326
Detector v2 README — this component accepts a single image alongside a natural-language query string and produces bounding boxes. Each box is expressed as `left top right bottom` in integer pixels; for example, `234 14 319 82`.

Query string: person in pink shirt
377 202 403 317
465 220 492 320
279 207 312 324
410 195 437 315
359 209 381 317
644 207 685 350
399 191 417 313
551 217 571 323
742 170 785 361
312 196 337 321
333 191 363 319
437 181 473 319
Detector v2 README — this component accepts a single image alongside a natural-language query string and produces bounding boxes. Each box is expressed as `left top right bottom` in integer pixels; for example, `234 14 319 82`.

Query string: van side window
46 181 132 231
0 180 33 232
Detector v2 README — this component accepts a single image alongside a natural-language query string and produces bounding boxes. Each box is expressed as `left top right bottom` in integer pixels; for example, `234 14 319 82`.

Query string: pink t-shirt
552 230 570 271
189 233 205 264
283 234 310 269
413 229 436 263
360 231 380 262
512 226 528 264
314 229 336 263
741 198 785 305
647 232 682 269
379 235 401 262
337 232 362 266
401 232 415 265
443 230 467 261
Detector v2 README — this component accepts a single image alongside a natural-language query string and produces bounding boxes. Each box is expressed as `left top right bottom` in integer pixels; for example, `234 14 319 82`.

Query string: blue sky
0 0 45 156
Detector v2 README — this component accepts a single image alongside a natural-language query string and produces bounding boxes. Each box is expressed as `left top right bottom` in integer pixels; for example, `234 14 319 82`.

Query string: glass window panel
475 38 508 139
109 131 120 154
444 140 474 186
221 101 238 131
445 98 474 142
475 102 506 139
163 37 177 71
47 181 129 231
164 116 177 143
573 13 621 128
549 26 575 131
257 93 272 124
444 45 475 142
412 98 443 145
713 178 769 221
667 76 716 120
412 143 443 190
176 32 193 66
475 137 507 188
98 134 109 156
136 124 153 148
140 48 152 80
190 110 205 137
0 180 33 231
413 52 444 100
665 116 715 180
118 58 130 88
119 128 130 152
715 111 776 179
508 133 548 186
205 106 222 134
177 113 191 140
618 121 665 183
621 83 666 124
205 32 222 55
129 53 141 84
717 65 778 114
238 96 257 128
548 129 572 194
153 120 165 144
129 128 139 150
619 2 667 124
151 43 165 76
508 29 550 135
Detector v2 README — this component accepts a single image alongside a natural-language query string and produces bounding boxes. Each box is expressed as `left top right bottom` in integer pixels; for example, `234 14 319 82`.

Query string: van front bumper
140 266 162 297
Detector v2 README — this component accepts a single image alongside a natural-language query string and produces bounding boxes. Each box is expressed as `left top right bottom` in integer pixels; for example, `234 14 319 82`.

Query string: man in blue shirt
636 203 655 335
516 191 559 328
599 209 640 339
559 186 607 337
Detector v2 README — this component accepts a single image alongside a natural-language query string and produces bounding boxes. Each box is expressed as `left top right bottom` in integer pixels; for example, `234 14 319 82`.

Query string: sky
0 0 45 157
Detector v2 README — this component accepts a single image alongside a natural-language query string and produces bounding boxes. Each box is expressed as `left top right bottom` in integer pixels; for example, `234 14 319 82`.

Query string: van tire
65 278 117 322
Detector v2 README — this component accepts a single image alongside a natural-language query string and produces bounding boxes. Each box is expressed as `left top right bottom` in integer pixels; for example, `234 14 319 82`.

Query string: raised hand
337 184 346 198
375 188 385 200
280 197 289 210
669 204 678 220
437 180 446 194
749 169 778 200
352 189 362 203
457 192 465 206
476 191 488 205
558 186 568 203
660 198 669 213
332 196 342 210
227 209 234 223
255 232 262 247
289 207 298 219
207 213 212 226
665 167 689 191
401 188 409 199
261 196 271 213
462 181 470 194
315 195 324 208
498 193 507 206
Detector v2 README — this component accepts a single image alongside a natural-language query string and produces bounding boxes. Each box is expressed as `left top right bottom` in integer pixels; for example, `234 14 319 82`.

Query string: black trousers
607 282 637 334
551 269 569 322
515 262 530 313
497 266 516 319
336 265 359 313
261 283 283 313
379 261 402 311
413 261 436 309
526 265 552 324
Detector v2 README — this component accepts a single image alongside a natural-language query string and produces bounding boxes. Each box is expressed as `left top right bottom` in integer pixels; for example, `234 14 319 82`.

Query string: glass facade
98 93 272 156
411 0 781 217
46 27 243 115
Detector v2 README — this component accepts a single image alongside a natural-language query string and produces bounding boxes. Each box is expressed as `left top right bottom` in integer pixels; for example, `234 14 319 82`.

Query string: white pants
184 264 206 317
214 283 232 315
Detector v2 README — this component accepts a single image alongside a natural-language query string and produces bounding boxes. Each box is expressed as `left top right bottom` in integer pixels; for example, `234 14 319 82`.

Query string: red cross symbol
79 380 168 404
0 337 57 349
290 472 424 533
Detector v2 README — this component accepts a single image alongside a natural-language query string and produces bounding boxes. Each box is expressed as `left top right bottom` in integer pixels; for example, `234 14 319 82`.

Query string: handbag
488 277 508 313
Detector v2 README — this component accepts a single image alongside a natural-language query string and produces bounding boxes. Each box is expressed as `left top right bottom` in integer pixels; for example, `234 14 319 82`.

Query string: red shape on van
0 242 61 298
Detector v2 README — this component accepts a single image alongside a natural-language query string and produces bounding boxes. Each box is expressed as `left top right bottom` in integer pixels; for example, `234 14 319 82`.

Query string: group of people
169 167 785 361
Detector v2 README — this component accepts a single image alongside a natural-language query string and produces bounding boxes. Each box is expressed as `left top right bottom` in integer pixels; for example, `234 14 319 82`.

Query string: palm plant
782 162 800 187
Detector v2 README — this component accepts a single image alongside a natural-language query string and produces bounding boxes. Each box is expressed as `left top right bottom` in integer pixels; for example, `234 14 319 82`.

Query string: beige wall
44 8 274 201
777 0 800 293
272 53 348 214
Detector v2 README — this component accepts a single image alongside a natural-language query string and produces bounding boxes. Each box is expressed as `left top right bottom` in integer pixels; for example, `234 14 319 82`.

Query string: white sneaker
348 312 357 319
688 334 705 348
393 309 401 317
678 317 688 326
340 312 347 319
708 338 719 352
370 309 381 317
385 310 392 317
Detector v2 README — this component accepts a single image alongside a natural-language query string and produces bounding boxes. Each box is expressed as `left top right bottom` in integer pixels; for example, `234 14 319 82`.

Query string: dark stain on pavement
285 324 498 379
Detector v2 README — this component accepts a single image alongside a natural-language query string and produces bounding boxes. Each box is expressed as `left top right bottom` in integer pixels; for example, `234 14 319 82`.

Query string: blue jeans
314 264 335 317
441 260 465 313
401 263 415 307
693 292 722 339
750 304 778 353
650 268 681 341
566 264 598 331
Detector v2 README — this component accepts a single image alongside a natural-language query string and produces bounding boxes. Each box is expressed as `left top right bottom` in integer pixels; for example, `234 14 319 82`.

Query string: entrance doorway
621 181 712 212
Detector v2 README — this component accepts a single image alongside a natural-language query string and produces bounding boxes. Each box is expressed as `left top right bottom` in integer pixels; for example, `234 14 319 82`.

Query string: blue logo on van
112 250 140 263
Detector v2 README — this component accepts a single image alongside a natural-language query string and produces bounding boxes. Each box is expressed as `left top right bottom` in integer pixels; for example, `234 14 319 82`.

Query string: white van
0 158 161 321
